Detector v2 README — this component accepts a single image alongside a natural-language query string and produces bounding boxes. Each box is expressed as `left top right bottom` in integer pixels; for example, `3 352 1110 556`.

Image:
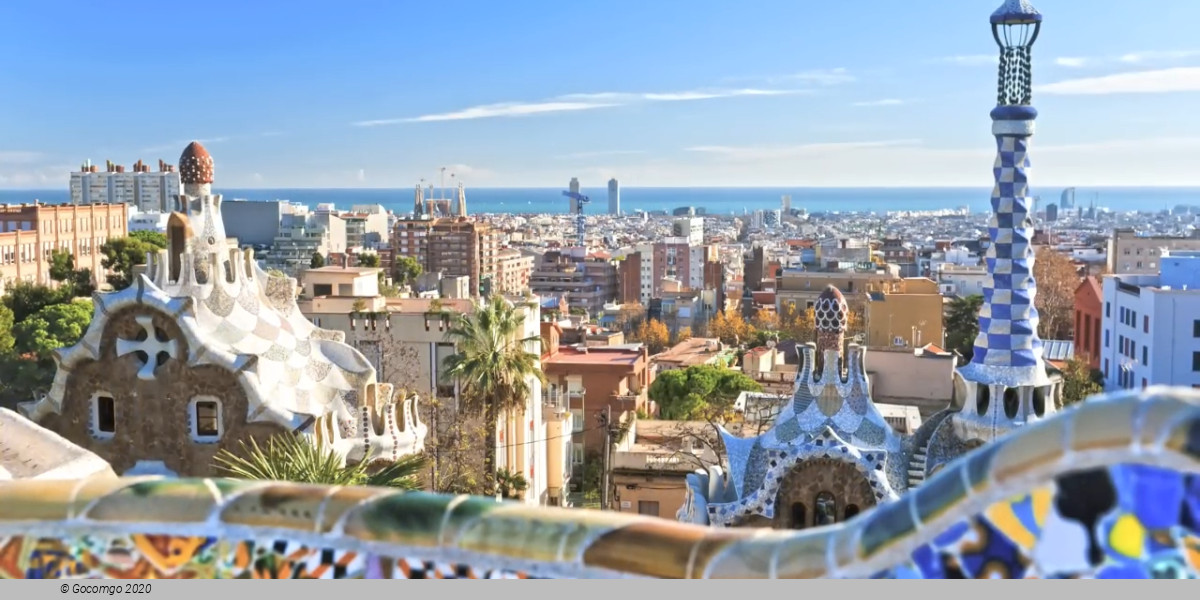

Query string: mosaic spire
959 1 1049 387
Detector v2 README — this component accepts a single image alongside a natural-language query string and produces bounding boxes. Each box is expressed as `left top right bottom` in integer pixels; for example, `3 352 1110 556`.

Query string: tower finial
959 2 1049 389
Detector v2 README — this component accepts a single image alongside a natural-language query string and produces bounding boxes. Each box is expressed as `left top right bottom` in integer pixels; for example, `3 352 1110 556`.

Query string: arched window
976 384 991 416
790 502 807 529
844 504 861 520
815 492 837 526
1003 387 1020 419
1032 386 1049 417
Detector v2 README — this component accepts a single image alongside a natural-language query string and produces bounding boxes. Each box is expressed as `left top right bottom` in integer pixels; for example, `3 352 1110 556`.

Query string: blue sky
4 0 1200 189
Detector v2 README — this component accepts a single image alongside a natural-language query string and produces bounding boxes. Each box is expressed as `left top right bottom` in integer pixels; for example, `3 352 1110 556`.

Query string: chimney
342 254 349 268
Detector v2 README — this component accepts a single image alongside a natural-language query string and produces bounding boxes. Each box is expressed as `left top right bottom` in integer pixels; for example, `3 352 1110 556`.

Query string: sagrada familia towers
679 0 1062 529
21 142 428 476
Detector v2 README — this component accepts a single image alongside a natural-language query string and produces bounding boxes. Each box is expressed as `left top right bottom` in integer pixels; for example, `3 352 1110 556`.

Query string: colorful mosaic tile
0 387 1197 579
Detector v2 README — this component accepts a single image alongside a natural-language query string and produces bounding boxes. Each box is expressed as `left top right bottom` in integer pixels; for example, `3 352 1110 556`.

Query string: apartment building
540 322 652 484
611 418 724 518
1074 276 1103 370
528 248 620 315
0 202 128 290
391 217 499 297
1107 228 1200 275
863 278 944 350
774 267 898 314
494 248 534 296
297 268 570 506
1100 251 1200 391
69 159 180 213
341 205 389 250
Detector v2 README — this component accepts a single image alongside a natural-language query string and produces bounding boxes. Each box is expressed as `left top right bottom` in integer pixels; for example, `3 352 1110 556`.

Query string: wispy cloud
140 132 282 154
0 151 44 164
1119 50 1200 64
357 101 617 126
686 139 924 161
140 136 230 154
1054 57 1089 68
769 68 856 86
355 87 807 126
1047 49 1200 70
1041 67 1200 95
933 54 997 67
1037 137 1200 153
852 99 904 107
555 150 647 160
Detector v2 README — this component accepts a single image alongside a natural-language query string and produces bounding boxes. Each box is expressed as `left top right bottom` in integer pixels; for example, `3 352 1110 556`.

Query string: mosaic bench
0 387 1197 579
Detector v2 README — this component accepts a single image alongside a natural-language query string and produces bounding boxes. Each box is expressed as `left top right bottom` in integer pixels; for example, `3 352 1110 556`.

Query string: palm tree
213 434 426 489
442 294 545 494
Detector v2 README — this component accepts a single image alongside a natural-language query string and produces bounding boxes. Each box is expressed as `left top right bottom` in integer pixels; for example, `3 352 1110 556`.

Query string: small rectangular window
1144 316 1149 334
96 395 115 433
1105 302 1111 317
638 501 661 517
1142 346 1148 366
195 401 219 437
1192 352 1200 372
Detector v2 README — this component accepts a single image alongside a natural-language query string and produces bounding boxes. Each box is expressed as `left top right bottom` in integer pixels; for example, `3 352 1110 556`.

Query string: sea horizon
2 185 1199 216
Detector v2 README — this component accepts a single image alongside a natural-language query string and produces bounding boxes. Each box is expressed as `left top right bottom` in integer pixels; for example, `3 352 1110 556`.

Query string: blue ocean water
2 187 1198 216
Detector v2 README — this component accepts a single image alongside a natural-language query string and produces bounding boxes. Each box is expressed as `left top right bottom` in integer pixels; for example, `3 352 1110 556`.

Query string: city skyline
5 0 1200 189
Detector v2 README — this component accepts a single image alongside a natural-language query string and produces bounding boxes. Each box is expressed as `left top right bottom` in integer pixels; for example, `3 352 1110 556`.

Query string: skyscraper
955 0 1060 441
608 178 620 216
569 177 581 213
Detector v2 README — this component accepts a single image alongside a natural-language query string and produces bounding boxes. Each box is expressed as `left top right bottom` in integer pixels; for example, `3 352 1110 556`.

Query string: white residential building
70 159 181 213
1100 251 1200 391
672 217 703 245
938 264 988 297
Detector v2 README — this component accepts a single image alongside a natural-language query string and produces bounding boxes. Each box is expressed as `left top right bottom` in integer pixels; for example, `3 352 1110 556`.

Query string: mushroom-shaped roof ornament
179 141 214 185
814 285 849 334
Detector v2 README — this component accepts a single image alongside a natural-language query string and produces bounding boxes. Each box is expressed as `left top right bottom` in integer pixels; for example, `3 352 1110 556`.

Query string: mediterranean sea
2 187 1199 216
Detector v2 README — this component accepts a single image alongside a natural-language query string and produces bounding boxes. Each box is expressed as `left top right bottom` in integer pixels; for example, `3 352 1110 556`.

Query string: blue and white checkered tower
955 1 1060 441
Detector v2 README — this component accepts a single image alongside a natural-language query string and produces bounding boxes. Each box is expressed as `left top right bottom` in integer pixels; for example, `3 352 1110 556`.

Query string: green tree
0 299 92 410
100 237 156 290
356 253 380 268
129 230 168 249
0 303 15 356
443 295 545 493
648 364 763 421
3 281 70 323
1059 357 1104 409
945 295 984 364
632 318 670 354
13 300 93 359
47 249 96 298
391 255 423 288
310 252 326 269
214 433 426 489
494 468 529 500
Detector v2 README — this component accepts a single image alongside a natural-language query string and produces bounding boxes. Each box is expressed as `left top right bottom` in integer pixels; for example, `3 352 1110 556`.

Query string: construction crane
562 190 590 248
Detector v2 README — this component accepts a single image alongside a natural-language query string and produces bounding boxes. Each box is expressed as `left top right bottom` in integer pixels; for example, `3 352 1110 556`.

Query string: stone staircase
907 440 930 489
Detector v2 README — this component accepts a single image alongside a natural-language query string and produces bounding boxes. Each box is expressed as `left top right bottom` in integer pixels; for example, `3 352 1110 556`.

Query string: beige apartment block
0 202 128 292
1107 228 1200 275
863 277 945 350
